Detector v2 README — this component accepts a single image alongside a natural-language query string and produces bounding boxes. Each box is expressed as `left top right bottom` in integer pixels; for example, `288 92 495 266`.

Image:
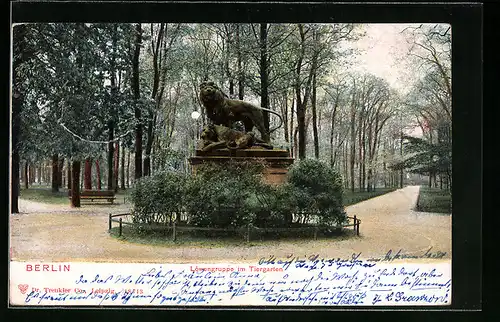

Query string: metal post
108 214 112 231
119 218 122 237
356 219 360 236
353 216 357 233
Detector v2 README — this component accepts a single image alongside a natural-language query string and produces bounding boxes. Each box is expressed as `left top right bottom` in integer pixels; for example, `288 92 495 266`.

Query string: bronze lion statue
199 124 273 152
199 81 282 143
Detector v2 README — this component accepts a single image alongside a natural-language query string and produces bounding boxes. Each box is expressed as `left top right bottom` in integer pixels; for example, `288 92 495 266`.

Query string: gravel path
10 186 451 263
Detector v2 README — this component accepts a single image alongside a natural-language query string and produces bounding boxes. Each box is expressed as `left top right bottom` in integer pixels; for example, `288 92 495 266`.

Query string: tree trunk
30 164 35 185
58 157 64 188
330 117 335 167
11 25 28 213
312 71 319 159
51 154 59 192
84 158 92 190
290 96 295 157
295 24 316 161
45 161 50 184
293 126 299 160
367 168 373 192
297 102 306 160
114 141 119 192
344 145 349 189
37 164 41 184
80 161 84 191
107 122 114 191
20 161 25 183
260 23 270 142
236 24 245 100
11 24 32 212
383 155 387 188
24 162 29 189
133 23 143 179
357 137 362 191
96 159 101 190
362 126 367 192
144 115 154 176
400 130 404 189
70 160 81 207
67 159 72 190
282 92 289 144
349 103 356 193
121 144 126 190
223 26 234 97
126 151 130 188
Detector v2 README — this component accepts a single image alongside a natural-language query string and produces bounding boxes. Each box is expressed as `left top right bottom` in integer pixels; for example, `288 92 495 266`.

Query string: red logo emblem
18 284 29 294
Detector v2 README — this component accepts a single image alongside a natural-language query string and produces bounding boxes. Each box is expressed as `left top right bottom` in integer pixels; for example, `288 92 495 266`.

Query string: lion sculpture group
198 124 273 152
199 81 282 145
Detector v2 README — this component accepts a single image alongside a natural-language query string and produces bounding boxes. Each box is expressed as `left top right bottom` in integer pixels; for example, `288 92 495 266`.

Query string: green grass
19 187 71 204
343 187 397 206
19 186 132 205
415 185 452 214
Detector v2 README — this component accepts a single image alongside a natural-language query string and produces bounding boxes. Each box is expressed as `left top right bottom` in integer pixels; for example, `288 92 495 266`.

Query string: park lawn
19 187 132 205
415 185 452 214
19 187 70 205
343 187 397 206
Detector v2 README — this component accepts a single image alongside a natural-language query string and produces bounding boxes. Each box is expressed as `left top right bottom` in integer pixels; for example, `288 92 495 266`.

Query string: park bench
68 189 116 204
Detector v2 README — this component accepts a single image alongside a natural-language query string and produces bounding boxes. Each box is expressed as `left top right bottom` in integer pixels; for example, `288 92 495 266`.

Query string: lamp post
191 111 201 154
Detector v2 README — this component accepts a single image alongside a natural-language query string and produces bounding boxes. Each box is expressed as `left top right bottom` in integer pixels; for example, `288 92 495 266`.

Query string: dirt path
10 186 451 263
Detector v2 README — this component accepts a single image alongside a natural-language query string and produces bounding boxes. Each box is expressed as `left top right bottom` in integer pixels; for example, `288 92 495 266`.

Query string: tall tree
11 24 29 213
260 23 270 141
311 70 319 158
235 24 245 100
107 25 119 190
132 23 143 179
144 23 182 176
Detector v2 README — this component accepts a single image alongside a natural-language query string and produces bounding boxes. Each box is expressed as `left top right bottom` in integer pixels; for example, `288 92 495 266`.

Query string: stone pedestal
189 147 294 185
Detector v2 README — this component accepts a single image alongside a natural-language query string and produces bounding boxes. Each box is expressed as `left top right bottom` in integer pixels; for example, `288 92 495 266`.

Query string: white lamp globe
191 111 201 120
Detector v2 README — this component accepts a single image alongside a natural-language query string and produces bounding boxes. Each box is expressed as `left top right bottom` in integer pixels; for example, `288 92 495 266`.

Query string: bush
251 183 297 228
287 158 347 225
131 170 187 226
129 158 349 238
184 161 264 229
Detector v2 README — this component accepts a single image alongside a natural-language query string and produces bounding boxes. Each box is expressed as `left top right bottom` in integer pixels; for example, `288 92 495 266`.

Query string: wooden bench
68 189 116 204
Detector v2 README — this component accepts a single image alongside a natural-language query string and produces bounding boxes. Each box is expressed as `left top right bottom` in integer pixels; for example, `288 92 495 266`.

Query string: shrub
416 186 451 214
251 183 298 228
287 158 347 225
131 170 187 226
184 161 264 229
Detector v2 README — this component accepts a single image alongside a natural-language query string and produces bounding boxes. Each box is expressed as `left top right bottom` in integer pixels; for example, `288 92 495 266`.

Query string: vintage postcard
9 14 459 307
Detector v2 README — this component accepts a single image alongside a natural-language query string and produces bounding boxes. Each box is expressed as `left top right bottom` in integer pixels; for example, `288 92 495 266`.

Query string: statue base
189 147 294 185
